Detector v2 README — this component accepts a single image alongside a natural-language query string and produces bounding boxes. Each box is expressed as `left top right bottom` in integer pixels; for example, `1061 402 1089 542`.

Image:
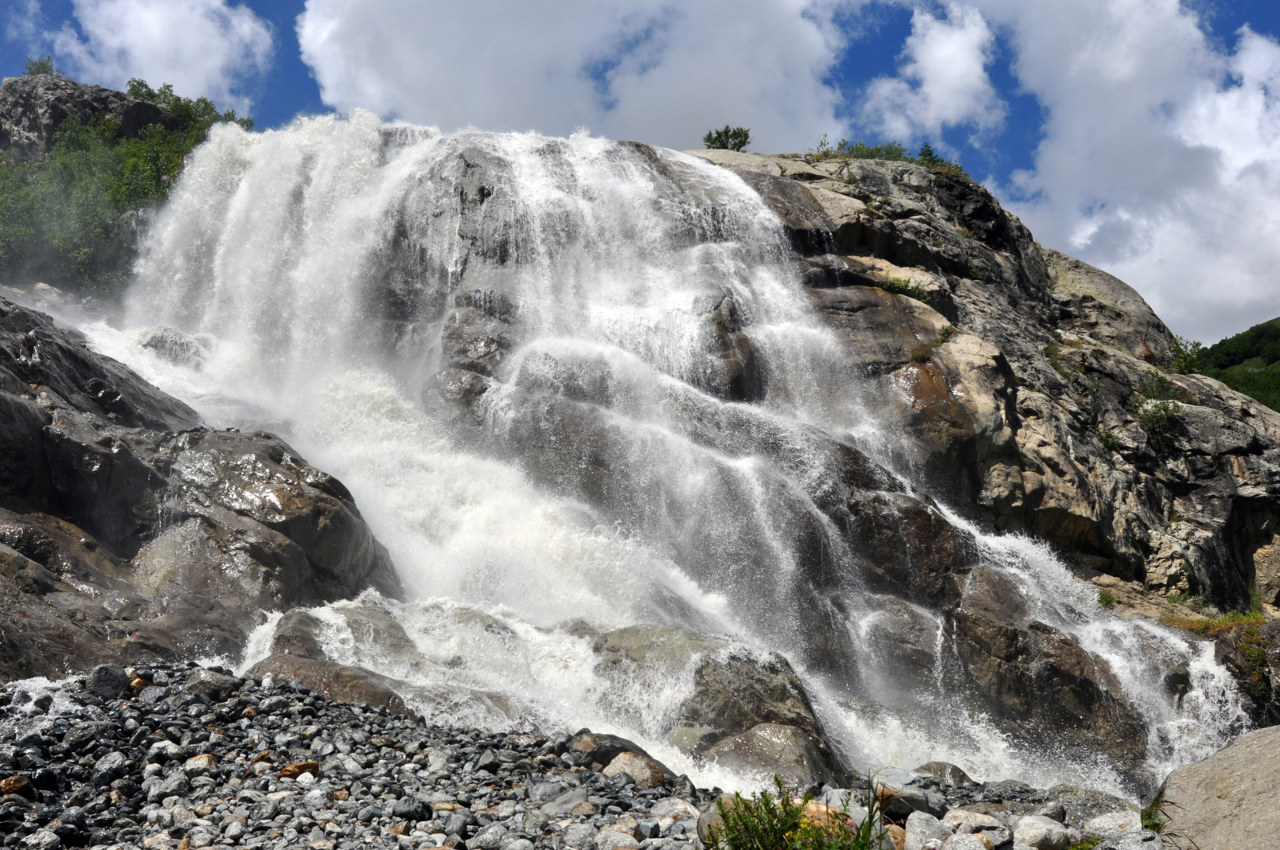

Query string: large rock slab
0 296 399 680
1158 725 1280 848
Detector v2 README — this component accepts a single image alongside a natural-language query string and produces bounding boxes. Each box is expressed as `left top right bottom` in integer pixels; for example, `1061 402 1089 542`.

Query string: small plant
1097 428 1123 452
706 777 885 850
937 325 958 344
879 277 932 303
24 55 61 77
704 125 750 152
1140 790 1167 833
1171 335 1204 375
1098 591 1116 609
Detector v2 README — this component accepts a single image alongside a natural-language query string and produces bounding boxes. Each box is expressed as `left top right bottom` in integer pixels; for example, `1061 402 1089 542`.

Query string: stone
941 810 1011 848
1012 815 1070 850
602 752 668 790
1080 810 1141 842
903 811 950 850
872 767 945 819
1158 726 1280 848
85 664 130 700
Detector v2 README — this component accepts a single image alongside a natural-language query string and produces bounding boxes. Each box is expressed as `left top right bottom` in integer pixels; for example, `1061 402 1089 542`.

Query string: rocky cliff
691 149 1280 619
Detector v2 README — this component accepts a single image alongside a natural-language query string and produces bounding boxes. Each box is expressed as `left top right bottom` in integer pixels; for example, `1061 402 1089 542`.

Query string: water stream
79 112 1247 797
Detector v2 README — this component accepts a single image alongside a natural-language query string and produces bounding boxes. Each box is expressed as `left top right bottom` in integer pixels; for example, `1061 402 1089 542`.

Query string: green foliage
811 135 966 175
1140 791 1167 834
1096 428 1123 453
24 56 61 77
1098 590 1116 609
879 277 932 303
1128 372 1185 452
0 76 251 291
1194 317 1280 412
703 125 750 152
1170 335 1204 374
707 778 885 850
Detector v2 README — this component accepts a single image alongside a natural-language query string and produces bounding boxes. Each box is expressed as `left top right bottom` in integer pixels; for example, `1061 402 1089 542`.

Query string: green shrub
704 125 750 152
1096 428 1122 452
706 778 885 850
811 135 965 176
24 56 61 77
1171 335 1204 374
879 277 932 303
1098 591 1116 609
0 75 251 291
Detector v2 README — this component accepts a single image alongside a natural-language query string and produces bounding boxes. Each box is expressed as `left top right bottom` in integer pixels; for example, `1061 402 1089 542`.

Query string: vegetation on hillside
811 135 966 176
1183 320 1280 412
0 70 251 291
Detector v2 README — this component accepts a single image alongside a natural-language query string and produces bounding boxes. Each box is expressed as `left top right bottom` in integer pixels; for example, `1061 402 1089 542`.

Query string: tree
24 56 61 77
703 125 750 152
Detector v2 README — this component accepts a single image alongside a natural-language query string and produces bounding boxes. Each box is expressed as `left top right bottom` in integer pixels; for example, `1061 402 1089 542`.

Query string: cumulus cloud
860 2 1005 142
296 0 862 152
48 0 274 113
967 0 1280 340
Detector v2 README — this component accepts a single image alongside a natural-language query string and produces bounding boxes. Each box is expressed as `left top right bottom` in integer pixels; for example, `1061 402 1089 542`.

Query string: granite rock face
0 296 399 680
692 149 1280 615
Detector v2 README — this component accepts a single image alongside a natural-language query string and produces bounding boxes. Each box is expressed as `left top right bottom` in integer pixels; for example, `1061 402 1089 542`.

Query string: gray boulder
1159 725 1280 849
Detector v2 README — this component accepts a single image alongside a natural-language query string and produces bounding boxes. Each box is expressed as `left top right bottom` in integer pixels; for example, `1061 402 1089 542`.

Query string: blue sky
3 1 1280 343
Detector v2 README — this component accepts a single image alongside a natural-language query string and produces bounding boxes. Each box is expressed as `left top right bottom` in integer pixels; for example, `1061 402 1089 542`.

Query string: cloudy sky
3 0 1279 343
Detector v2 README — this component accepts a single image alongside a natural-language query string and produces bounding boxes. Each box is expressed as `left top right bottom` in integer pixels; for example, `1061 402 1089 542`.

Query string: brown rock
279 760 320 780
1159 725 1280 849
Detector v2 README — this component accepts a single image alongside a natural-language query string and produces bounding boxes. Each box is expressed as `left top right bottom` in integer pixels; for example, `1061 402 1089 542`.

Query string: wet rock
0 297 400 681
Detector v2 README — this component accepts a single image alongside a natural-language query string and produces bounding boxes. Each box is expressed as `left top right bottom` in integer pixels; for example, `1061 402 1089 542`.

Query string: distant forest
1199 318 1280 412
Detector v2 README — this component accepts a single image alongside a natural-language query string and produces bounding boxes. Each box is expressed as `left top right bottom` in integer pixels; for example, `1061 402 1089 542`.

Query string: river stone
1159 725 1280 849
603 752 667 790
1081 810 1141 841
904 811 950 850
706 722 839 788
1013 814 1071 850
84 664 130 700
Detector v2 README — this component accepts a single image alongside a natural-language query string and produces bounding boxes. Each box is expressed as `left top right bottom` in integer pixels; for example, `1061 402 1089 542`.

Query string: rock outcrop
0 75 177 158
0 296 399 680
690 149 1280 619
1158 724 1280 847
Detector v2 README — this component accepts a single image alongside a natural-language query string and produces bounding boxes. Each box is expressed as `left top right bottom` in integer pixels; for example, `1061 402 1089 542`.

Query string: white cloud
966 0 1280 341
296 0 865 152
48 0 273 113
5 0 41 44
860 2 1005 142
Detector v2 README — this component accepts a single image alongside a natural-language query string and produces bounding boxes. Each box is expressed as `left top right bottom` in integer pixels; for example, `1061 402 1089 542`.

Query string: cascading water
84 111 1247 797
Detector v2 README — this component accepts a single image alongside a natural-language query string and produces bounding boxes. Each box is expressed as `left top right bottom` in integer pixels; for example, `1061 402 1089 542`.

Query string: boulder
246 654 408 714
0 296 400 680
1158 725 1280 849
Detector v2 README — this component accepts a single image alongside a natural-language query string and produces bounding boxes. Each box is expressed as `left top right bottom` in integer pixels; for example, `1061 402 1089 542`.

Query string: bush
706 778 885 850
0 75 251 291
24 56 60 77
811 135 965 176
704 125 750 152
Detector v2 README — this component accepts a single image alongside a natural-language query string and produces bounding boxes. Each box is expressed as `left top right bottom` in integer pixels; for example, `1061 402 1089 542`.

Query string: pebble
0 663 1155 850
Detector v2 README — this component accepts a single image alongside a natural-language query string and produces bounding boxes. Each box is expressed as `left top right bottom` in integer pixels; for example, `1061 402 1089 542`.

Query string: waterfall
85 111 1246 797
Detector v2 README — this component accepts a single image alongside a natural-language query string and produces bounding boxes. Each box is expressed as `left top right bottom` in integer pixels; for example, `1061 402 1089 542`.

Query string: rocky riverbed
1 662 1165 850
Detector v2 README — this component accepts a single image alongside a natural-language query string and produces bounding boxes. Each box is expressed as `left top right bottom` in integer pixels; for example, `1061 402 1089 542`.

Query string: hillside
1200 317 1280 412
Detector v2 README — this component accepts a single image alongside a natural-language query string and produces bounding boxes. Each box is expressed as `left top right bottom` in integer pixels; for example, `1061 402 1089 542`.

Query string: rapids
80 111 1247 797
